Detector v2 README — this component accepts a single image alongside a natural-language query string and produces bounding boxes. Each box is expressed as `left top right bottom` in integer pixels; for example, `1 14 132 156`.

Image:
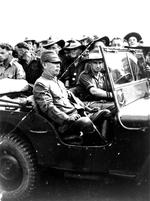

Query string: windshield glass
102 48 150 109
104 49 146 87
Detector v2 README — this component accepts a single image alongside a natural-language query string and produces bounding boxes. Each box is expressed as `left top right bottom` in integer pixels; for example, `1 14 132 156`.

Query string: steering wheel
115 73 131 84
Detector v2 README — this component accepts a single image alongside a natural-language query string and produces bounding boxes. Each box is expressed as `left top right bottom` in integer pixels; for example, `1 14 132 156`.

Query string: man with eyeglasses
33 50 97 141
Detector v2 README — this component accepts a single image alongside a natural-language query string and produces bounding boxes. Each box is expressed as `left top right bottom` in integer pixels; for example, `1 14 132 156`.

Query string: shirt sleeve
79 73 94 91
33 81 70 125
14 62 26 79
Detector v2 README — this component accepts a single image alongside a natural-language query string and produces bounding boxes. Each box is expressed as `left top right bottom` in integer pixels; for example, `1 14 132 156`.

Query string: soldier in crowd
0 43 29 100
24 38 37 53
43 38 65 55
15 42 43 84
124 32 150 79
60 40 86 88
78 35 93 46
35 39 51 57
0 43 25 79
88 36 110 53
124 32 143 47
110 37 124 47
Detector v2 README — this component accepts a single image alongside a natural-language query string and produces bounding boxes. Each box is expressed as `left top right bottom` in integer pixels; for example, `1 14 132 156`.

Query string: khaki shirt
76 71 106 100
0 58 25 79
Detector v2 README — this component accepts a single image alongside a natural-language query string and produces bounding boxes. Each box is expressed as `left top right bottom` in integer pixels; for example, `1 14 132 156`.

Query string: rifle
60 40 94 80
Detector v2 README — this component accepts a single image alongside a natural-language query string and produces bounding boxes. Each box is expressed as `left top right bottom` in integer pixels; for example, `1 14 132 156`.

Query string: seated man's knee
76 116 94 133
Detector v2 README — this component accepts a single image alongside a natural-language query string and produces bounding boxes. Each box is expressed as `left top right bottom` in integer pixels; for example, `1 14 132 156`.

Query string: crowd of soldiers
0 32 150 95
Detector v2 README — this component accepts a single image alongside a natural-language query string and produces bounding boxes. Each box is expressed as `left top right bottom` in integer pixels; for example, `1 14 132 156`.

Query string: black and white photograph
0 0 149 201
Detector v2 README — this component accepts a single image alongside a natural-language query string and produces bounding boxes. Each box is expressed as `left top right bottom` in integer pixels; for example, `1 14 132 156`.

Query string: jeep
0 47 149 201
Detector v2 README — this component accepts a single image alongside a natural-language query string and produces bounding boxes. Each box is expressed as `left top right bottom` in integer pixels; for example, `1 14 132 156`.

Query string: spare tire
0 133 38 201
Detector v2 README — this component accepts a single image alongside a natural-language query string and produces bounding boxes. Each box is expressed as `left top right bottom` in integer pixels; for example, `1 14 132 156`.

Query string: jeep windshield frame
101 47 150 111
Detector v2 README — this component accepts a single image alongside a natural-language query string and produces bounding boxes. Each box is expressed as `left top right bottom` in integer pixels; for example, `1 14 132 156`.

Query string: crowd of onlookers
0 31 150 91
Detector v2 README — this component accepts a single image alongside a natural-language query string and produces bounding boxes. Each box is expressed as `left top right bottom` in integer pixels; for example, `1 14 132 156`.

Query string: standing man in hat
124 32 143 47
43 38 65 55
33 50 97 140
24 38 37 54
124 32 149 79
78 35 93 46
42 38 66 73
15 42 43 84
60 40 86 88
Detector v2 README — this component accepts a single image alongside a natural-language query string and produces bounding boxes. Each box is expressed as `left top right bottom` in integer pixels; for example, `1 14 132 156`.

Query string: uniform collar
3 56 14 69
42 72 57 81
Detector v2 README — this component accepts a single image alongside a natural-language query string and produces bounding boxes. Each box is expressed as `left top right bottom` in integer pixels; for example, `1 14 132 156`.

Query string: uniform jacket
33 73 84 125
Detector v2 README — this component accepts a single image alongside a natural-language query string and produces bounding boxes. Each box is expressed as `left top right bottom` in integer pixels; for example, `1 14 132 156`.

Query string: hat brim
78 36 89 42
16 42 30 50
64 44 86 51
38 40 48 45
43 39 65 49
24 39 36 44
43 41 56 48
57 40 65 49
124 32 142 42
94 36 110 46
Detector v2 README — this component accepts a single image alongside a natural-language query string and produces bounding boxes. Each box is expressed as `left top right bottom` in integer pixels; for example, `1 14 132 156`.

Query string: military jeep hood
118 96 150 128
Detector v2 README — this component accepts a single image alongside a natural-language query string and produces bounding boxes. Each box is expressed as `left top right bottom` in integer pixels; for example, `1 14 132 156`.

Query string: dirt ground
25 167 150 201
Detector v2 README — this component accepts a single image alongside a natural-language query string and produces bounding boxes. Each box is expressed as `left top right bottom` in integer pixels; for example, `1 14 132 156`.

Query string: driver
76 52 112 102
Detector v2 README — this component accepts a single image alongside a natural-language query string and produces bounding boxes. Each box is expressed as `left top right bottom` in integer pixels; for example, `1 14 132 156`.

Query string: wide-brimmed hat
37 40 48 46
43 39 65 49
93 36 110 46
88 36 110 51
78 35 89 42
15 42 30 50
41 50 61 63
24 38 37 44
64 40 86 50
124 32 142 42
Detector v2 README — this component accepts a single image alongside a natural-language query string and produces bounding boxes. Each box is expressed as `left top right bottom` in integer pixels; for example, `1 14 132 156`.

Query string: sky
1 0 150 46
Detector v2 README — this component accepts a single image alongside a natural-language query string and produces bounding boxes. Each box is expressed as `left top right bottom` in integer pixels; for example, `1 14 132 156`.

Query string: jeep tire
0 133 37 201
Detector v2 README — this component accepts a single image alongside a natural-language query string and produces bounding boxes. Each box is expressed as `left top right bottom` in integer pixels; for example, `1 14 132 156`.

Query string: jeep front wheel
0 133 37 201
